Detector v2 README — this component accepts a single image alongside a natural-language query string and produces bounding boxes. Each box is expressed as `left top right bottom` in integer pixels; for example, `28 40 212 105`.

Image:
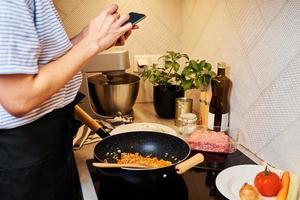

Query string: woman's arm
70 26 89 46
0 4 132 117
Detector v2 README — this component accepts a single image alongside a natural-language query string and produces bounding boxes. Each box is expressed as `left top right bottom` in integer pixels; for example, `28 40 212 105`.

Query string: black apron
0 96 83 200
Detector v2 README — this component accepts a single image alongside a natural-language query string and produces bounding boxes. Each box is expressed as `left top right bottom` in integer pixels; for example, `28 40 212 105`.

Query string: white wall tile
248 0 300 90
54 0 83 16
225 0 266 54
257 118 300 173
256 0 287 25
181 0 218 53
242 51 300 153
141 0 182 38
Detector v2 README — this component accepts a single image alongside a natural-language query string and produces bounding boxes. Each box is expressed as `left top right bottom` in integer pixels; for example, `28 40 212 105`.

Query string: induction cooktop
86 150 255 200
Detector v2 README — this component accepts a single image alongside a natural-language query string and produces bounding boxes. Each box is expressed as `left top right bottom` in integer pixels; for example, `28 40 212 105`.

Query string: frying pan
75 105 204 182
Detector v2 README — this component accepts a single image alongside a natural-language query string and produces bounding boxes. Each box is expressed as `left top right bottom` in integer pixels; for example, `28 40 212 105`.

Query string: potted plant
140 51 215 118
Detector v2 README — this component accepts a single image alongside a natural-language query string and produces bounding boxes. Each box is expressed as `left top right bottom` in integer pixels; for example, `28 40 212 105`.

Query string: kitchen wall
54 0 300 172
181 0 300 173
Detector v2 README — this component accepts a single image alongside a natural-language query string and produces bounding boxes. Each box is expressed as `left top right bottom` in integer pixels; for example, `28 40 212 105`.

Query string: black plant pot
153 85 184 118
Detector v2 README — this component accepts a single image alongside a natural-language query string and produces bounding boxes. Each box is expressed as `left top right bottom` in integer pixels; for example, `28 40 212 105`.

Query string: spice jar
178 113 197 135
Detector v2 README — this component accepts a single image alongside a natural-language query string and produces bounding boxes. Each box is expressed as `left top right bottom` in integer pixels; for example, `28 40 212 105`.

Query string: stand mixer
78 49 140 123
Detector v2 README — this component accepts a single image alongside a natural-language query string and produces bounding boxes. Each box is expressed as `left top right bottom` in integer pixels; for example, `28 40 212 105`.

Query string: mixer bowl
88 73 140 117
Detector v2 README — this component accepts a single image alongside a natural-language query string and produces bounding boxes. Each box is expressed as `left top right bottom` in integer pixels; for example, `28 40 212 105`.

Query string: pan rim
93 131 191 171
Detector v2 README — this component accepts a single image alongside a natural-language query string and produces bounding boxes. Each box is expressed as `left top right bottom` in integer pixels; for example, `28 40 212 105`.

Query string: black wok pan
75 105 204 182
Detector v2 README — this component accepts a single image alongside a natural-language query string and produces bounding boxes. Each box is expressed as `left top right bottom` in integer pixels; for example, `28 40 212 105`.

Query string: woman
0 1 135 199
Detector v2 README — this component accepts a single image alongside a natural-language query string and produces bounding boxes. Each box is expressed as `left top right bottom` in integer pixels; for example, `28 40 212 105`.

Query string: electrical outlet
133 54 161 73
132 54 161 102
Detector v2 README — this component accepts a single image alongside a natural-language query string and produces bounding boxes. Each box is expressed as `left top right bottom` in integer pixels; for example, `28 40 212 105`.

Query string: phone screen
126 12 146 25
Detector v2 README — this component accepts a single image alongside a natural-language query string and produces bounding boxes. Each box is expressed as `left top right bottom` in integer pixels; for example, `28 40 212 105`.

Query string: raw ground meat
187 130 235 153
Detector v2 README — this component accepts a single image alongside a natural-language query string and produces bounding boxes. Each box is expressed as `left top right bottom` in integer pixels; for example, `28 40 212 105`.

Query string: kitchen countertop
74 102 264 200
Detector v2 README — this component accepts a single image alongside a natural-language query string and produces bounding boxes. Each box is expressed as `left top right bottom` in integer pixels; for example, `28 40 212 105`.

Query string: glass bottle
207 62 232 131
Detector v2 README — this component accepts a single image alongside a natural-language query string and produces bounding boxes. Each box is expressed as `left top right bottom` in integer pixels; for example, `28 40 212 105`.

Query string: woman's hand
71 5 139 48
114 24 139 46
79 4 133 56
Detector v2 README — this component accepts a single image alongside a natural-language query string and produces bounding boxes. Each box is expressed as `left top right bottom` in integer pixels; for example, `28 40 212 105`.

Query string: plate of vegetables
216 164 300 200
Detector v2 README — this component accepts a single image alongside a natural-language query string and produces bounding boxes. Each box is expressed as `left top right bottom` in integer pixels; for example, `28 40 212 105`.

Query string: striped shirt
0 0 82 129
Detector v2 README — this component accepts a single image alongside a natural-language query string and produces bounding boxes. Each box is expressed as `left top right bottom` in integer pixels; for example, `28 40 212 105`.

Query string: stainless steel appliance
79 49 140 121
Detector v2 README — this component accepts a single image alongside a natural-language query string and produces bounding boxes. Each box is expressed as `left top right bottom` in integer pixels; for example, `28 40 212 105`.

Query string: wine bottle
207 62 232 131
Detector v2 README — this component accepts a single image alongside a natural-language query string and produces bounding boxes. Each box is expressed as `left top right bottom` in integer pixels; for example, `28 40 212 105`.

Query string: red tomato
254 167 281 197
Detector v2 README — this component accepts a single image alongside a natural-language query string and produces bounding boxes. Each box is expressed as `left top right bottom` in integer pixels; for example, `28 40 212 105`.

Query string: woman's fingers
124 30 132 40
132 25 139 30
104 4 118 15
119 22 133 33
97 15 117 37
93 4 119 28
111 13 120 21
116 35 126 46
116 14 130 27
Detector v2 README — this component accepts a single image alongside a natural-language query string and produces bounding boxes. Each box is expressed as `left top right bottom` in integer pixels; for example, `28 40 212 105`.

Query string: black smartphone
125 12 146 25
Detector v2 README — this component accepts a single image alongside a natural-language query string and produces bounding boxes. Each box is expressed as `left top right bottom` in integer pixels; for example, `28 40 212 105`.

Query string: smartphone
125 12 146 25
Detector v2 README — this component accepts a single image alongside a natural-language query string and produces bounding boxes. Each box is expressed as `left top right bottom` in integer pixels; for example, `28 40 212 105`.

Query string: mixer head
83 48 130 73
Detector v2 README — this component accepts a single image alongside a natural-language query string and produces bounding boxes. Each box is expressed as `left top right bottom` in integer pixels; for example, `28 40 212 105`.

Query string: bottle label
207 112 229 131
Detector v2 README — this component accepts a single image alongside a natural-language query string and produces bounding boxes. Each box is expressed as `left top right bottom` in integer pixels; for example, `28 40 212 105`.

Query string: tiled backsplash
54 0 300 173
181 0 300 173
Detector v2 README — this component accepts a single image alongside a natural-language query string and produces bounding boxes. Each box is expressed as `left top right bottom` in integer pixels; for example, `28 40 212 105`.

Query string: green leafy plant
140 51 216 91
180 59 216 90
140 51 189 87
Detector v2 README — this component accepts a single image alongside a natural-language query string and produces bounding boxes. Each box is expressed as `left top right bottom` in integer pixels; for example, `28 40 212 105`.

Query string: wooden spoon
92 162 152 169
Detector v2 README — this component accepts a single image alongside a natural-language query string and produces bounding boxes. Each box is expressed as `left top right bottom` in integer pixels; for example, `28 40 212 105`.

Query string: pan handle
175 153 204 174
74 105 110 138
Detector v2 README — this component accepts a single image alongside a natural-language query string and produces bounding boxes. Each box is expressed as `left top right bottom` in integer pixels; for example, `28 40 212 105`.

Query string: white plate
110 122 177 136
216 164 283 200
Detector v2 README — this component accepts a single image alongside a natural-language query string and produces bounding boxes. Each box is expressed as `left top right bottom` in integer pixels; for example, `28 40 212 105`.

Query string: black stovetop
86 150 255 200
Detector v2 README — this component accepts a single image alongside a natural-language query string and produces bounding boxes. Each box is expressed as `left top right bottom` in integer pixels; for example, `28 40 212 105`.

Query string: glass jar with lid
178 113 197 136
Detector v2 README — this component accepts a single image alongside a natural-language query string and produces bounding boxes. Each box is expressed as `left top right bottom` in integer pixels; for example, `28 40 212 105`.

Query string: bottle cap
217 62 229 69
